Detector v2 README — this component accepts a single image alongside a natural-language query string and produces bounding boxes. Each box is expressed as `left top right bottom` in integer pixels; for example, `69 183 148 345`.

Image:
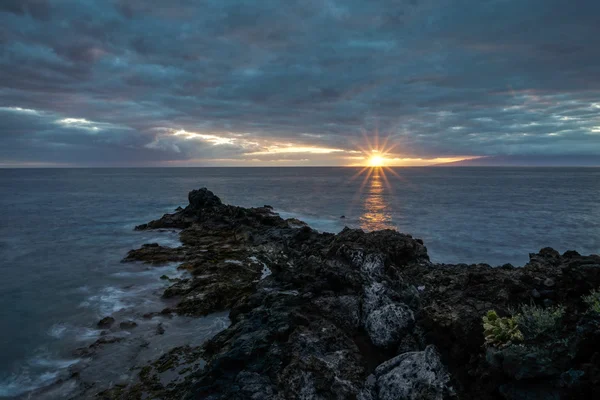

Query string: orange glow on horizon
367 154 386 167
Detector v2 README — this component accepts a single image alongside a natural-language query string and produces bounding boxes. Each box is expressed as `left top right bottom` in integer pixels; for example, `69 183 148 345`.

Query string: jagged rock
312 295 361 330
486 344 570 380
120 320 138 330
97 316 115 329
104 188 600 400
365 302 415 348
188 187 222 210
122 244 185 264
359 345 454 400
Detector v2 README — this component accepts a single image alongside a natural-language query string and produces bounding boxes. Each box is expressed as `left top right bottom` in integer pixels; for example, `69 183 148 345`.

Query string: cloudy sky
1 0 599 167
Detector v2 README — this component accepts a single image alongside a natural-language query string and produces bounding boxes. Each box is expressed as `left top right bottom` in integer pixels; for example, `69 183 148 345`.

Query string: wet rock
97 316 115 329
122 244 185 264
120 320 138 330
156 323 165 335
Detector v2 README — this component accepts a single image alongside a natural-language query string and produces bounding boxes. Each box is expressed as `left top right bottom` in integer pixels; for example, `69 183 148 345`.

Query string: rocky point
93 188 600 399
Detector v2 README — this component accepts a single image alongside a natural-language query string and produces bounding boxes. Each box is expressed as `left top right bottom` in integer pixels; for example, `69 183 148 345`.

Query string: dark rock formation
97 316 115 329
119 320 138 330
101 188 600 400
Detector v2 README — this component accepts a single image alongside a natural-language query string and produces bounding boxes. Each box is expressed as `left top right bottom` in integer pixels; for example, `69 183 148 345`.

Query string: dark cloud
0 0 51 20
0 0 599 166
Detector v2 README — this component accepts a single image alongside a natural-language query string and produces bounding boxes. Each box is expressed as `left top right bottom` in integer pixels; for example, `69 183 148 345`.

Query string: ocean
0 167 599 397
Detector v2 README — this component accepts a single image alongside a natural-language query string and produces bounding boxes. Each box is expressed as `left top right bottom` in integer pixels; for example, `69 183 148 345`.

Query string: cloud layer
1 0 599 166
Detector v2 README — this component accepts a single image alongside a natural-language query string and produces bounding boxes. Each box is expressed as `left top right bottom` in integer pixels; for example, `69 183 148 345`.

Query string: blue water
0 167 599 396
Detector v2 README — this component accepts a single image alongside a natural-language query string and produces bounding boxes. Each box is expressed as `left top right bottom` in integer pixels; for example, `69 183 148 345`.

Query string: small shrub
583 289 600 313
514 304 565 341
482 310 523 347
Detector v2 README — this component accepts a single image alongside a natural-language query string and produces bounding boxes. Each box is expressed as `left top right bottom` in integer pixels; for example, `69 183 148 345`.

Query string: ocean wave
0 370 59 397
48 322 104 342
0 350 80 398
29 357 79 369
276 210 345 233
80 286 131 315
143 235 182 248
80 275 180 316
111 263 183 279
47 323 68 339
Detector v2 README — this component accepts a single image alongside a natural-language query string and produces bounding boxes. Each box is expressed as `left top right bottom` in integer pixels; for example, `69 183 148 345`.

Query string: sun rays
367 153 385 167
342 130 407 231
350 129 404 196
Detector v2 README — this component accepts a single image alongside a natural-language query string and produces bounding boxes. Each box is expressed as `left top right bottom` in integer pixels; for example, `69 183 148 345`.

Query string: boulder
359 345 454 400
97 316 115 329
365 303 415 348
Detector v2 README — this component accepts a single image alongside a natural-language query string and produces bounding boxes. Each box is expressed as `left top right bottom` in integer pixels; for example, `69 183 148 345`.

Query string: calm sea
0 167 599 396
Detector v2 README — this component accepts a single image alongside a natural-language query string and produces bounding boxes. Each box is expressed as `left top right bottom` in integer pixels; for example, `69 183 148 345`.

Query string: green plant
514 303 565 340
583 289 600 313
482 310 523 347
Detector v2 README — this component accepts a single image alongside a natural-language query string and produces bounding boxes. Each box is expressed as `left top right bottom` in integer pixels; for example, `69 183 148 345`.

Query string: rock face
359 346 454 400
104 188 600 400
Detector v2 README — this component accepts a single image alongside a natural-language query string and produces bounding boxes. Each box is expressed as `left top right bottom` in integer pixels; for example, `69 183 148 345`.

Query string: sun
368 154 385 167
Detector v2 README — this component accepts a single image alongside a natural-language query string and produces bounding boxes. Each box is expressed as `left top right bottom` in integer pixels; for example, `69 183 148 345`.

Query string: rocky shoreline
43 188 600 399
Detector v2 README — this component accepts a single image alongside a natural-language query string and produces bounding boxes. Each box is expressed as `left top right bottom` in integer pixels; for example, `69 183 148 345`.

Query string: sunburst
350 129 402 192
367 153 385 167
342 130 410 231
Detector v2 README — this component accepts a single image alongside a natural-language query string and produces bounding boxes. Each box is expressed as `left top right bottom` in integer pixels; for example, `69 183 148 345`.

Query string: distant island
39 188 600 399
436 154 600 167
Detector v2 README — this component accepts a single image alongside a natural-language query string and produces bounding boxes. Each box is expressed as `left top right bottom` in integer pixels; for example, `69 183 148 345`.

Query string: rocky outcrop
103 188 600 400
97 316 115 329
359 345 454 400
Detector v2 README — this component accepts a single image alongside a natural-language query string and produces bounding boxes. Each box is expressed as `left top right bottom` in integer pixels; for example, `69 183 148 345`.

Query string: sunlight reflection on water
359 169 395 231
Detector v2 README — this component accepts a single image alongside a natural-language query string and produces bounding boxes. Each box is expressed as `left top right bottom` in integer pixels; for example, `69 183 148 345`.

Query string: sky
1 0 599 167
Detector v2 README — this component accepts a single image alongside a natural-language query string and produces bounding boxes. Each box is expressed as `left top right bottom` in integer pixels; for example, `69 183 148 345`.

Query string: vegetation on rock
583 288 600 313
482 310 523 347
514 303 565 341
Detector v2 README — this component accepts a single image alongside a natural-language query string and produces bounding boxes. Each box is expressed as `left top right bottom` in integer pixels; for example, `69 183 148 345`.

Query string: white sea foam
81 286 130 315
111 263 182 279
74 327 103 341
0 352 80 398
145 235 182 248
0 370 59 397
81 266 185 316
277 210 343 233
48 322 103 342
29 357 80 369
47 323 68 339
